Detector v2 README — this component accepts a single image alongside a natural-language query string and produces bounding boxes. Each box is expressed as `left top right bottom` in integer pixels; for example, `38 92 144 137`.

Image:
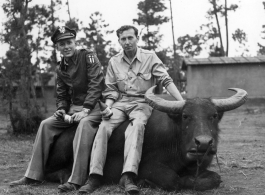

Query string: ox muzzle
187 135 216 159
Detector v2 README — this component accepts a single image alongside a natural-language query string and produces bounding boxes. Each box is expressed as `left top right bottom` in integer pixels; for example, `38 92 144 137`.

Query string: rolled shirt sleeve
151 54 173 88
102 60 120 101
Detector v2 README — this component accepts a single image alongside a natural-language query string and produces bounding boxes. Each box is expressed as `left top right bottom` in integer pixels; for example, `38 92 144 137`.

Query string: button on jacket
103 48 173 101
56 49 104 112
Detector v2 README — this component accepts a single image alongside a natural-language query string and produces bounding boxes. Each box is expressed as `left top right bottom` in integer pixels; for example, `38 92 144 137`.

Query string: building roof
181 56 265 70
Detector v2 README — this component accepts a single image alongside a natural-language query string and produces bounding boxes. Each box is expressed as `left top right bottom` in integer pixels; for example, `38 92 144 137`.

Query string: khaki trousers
24 105 101 185
89 101 152 176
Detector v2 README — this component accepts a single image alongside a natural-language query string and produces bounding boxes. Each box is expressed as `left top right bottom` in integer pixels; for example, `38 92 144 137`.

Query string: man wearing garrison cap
10 26 105 193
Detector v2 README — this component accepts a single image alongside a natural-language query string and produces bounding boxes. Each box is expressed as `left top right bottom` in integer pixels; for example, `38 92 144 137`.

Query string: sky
0 0 265 58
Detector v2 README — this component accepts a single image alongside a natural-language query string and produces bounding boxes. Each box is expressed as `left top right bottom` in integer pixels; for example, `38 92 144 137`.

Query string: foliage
258 2 265 55
232 28 249 56
133 0 185 87
10 106 44 134
133 0 169 51
0 0 48 134
177 34 204 57
38 0 62 72
177 0 248 57
78 12 117 72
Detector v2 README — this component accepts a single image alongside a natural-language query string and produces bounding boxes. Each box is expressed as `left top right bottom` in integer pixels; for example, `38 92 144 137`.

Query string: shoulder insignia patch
87 55 95 64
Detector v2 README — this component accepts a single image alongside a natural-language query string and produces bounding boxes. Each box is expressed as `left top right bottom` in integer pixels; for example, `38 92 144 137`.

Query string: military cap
51 26 76 44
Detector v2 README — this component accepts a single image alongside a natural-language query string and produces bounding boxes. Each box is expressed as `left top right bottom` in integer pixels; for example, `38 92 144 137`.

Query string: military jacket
56 49 104 112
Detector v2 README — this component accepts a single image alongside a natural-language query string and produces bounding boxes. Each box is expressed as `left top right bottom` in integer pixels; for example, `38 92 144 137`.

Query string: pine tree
0 0 46 134
79 12 117 72
133 0 169 51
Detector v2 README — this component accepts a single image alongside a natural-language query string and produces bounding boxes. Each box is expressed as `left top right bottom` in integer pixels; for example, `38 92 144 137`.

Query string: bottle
98 100 113 119
63 114 73 123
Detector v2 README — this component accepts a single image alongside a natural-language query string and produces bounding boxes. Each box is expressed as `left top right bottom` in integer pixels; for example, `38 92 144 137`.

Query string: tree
258 2 265 55
177 0 248 57
79 12 117 72
1 0 46 134
232 28 249 56
65 0 79 31
133 0 169 51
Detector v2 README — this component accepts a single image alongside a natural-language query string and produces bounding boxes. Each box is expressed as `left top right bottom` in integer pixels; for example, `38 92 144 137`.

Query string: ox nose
194 135 213 150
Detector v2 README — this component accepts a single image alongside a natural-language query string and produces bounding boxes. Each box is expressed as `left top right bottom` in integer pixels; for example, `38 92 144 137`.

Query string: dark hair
116 25 138 38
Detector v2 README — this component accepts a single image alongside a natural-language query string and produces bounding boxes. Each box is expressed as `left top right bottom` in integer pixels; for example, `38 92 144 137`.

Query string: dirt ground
0 99 265 195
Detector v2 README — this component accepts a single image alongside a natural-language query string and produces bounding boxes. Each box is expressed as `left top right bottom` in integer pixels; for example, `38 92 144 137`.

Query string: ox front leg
138 162 181 192
179 170 222 191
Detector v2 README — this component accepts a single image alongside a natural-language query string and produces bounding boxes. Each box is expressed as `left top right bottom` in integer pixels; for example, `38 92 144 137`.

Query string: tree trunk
67 0 71 21
17 0 38 114
146 24 151 49
51 0 58 97
212 0 225 56
225 0 229 56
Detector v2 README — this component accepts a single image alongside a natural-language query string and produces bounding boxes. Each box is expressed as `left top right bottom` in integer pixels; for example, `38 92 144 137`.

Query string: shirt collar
121 47 142 63
64 49 78 65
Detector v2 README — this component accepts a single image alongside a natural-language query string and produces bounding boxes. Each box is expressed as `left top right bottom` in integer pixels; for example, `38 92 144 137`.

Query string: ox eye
210 113 218 120
182 114 188 120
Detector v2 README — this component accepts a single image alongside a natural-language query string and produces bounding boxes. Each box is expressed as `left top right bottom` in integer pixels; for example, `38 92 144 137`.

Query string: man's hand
71 110 89 123
100 98 114 120
54 109 66 119
101 106 113 120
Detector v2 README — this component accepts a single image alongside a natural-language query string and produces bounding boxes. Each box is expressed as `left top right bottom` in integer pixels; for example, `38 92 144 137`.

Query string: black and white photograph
0 0 264 194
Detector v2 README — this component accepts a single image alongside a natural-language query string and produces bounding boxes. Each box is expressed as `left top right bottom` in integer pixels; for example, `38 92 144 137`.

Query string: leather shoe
79 174 101 194
9 177 42 187
58 182 79 193
119 172 139 195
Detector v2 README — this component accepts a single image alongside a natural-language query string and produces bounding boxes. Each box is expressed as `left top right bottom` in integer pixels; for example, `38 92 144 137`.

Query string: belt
121 93 145 98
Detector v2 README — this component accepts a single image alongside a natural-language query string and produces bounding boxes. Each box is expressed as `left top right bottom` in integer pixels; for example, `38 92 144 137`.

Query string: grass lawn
0 98 265 194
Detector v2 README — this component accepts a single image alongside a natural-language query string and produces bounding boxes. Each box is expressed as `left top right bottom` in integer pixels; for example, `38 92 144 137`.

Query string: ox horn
212 88 248 112
145 86 185 114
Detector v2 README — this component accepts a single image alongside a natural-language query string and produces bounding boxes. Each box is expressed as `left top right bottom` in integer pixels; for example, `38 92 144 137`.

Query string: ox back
45 94 223 191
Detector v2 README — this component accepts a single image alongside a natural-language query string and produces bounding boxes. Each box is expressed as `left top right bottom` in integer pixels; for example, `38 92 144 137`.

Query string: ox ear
145 86 186 114
212 88 248 112
217 112 224 121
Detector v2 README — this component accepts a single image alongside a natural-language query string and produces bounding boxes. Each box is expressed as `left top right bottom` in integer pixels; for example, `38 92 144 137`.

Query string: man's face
56 38 76 58
118 29 139 53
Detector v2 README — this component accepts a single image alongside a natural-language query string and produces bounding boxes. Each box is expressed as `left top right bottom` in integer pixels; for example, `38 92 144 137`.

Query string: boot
58 182 80 193
78 174 101 194
9 177 42 187
119 172 139 194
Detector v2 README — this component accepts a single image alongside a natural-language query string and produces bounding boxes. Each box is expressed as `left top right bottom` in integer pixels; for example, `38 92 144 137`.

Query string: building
181 56 265 99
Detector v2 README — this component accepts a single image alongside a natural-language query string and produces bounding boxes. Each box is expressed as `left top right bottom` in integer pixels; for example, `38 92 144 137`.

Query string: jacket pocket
135 73 152 92
116 73 127 92
137 73 152 80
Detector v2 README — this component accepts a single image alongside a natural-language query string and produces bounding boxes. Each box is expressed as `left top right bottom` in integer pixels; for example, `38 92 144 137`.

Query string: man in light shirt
79 25 183 194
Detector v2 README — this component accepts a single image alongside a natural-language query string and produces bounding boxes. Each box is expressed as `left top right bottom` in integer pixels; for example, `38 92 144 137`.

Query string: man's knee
131 118 147 127
79 117 93 126
40 117 54 128
77 117 97 134
97 121 114 138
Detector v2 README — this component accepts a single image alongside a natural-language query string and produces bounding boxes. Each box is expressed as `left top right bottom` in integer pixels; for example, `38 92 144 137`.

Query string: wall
186 63 265 98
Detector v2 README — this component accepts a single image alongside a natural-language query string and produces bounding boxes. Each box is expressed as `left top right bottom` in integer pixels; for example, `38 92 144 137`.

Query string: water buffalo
45 87 247 191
